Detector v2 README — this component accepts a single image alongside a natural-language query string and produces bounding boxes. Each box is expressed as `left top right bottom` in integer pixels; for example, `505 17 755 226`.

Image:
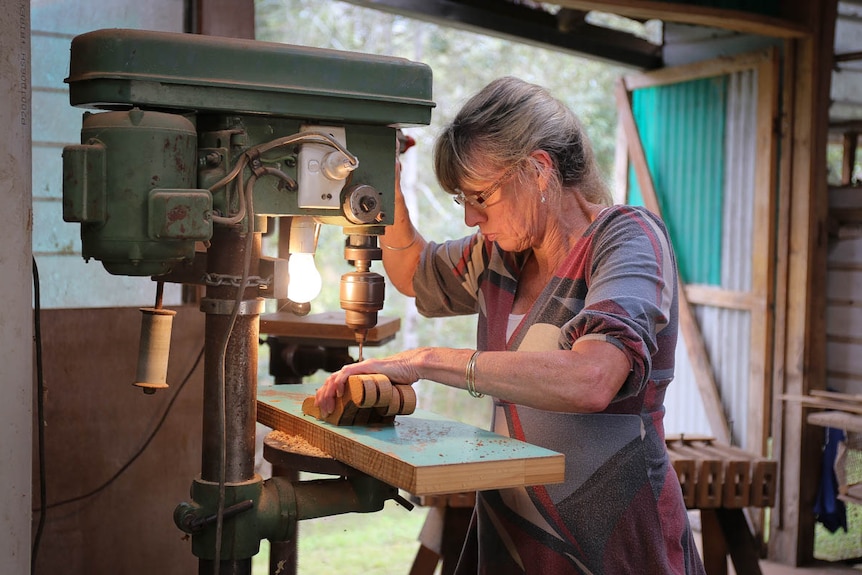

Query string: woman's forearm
413 342 631 413
381 180 424 296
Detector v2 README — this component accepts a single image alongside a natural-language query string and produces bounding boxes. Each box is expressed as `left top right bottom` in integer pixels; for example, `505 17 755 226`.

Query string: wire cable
208 131 357 225
40 343 205 511
32 257 46 573
210 155 249 225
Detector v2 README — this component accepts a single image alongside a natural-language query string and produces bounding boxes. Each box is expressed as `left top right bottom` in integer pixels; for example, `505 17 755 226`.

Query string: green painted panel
628 76 727 285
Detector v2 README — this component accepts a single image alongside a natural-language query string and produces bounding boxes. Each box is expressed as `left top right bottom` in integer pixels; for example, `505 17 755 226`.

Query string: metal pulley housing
62 108 212 276
342 184 384 225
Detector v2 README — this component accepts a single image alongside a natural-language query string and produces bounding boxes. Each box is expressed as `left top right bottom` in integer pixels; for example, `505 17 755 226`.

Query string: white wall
1 1 33 572
31 0 185 309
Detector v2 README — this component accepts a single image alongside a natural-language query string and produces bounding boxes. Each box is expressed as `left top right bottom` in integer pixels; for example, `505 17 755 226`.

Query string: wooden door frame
768 0 838 565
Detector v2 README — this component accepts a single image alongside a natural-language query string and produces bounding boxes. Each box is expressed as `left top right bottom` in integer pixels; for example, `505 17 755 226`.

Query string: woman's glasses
452 163 520 209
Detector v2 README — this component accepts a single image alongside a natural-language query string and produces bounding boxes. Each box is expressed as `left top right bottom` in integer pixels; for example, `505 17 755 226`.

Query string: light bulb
287 253 322 303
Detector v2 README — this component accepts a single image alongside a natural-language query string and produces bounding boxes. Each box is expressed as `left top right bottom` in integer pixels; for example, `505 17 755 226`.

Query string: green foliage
255 0 624 190
252 500 430 575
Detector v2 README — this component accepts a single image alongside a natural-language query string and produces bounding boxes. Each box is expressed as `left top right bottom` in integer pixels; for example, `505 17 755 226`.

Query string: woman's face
459 167 541 252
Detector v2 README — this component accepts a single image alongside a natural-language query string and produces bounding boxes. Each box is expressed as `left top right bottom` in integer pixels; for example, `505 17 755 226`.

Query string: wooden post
768 0 838 565
842 132 858 186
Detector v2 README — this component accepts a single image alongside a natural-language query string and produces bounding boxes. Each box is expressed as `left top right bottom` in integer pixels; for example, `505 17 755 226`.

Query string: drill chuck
340 270 385 334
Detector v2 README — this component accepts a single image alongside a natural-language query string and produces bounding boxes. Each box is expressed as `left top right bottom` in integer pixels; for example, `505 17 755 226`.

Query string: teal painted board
257 383 565 496
628 77 726 286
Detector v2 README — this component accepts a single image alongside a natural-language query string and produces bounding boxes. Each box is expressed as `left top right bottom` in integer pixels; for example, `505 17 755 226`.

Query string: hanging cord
32 257 46 573
212 174 257 575
38 344 205 512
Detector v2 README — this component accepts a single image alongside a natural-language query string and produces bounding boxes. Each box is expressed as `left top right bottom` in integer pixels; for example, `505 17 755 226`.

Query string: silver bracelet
465 350 484 398
381 231 418 251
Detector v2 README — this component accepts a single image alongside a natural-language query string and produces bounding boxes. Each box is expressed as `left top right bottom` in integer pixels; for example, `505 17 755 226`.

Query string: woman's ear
530 149 554 191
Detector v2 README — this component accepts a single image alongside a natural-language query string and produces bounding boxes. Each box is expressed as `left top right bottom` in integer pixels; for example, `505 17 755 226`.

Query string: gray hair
433 76 611 206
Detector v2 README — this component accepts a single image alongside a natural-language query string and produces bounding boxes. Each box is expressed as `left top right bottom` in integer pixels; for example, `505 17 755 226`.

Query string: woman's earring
541 195 546 204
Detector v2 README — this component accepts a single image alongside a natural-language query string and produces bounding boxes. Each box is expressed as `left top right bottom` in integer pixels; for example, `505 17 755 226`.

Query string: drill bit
355 329 368 362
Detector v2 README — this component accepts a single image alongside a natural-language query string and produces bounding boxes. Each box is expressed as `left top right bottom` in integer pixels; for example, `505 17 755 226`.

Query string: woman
315 77 705 575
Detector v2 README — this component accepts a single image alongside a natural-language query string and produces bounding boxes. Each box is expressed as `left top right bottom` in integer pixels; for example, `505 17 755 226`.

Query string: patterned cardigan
413 205 705 575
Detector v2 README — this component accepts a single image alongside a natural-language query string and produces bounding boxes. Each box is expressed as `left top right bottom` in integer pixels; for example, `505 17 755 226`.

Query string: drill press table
256 383 565 496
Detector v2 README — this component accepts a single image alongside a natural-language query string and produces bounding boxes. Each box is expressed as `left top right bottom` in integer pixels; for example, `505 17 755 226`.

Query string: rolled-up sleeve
560 210 676 400
413 234 485 318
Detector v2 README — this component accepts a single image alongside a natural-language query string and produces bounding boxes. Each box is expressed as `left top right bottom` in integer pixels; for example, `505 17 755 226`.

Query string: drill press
61 28 433 574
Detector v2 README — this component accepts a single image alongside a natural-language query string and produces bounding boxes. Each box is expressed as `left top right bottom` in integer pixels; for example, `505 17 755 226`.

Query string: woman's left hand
314 349 425 418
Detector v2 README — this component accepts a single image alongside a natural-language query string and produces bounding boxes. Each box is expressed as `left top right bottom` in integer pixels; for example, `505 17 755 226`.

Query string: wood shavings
267 430 332 459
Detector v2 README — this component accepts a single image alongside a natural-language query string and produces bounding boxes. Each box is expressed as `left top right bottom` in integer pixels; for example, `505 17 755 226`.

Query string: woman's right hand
314 349 425 418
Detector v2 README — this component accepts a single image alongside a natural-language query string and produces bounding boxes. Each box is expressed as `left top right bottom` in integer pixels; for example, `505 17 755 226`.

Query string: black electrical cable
40 342 205 511
32 257 46 573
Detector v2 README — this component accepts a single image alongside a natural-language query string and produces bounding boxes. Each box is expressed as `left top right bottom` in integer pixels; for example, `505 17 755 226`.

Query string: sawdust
267 430 332 459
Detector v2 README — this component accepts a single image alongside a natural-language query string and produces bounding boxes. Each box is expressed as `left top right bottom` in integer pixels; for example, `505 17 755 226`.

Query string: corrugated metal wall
629 77 726 285
713 70 758 446
631 69 760 448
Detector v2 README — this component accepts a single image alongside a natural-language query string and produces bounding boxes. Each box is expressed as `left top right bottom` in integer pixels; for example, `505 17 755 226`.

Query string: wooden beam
782 393 862 416
684 284 758 311
341 0 661 69
767 0 838 565
835 50 862 63
749 48 781 457
614 79 731 444
766 37 795 538
554 0 808 38
624 47 778 91
193 0 255 38
256 384 565 496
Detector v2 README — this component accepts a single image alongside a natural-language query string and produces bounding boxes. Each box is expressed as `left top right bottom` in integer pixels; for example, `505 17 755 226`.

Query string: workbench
256 383 565 496
666 435 777 575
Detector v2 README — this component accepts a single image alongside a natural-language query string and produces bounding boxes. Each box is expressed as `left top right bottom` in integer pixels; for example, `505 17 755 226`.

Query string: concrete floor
758 561 861 574
692 524 862 574
700 551 862 573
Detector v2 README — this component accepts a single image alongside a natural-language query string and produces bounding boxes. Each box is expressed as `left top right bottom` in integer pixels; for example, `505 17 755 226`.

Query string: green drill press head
62 28 434 276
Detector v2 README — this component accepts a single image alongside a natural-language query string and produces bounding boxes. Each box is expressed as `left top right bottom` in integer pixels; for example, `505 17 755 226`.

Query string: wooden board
257 384 565 496
782 393 862 415
808 410 862 434
259 311 401 347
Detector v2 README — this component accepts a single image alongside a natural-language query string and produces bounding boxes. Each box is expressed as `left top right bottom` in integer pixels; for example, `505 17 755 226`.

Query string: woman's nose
463 204 485 227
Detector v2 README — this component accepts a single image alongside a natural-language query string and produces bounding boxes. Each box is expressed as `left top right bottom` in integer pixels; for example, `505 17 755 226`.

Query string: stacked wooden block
301 373 416 426
665 435 777 509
